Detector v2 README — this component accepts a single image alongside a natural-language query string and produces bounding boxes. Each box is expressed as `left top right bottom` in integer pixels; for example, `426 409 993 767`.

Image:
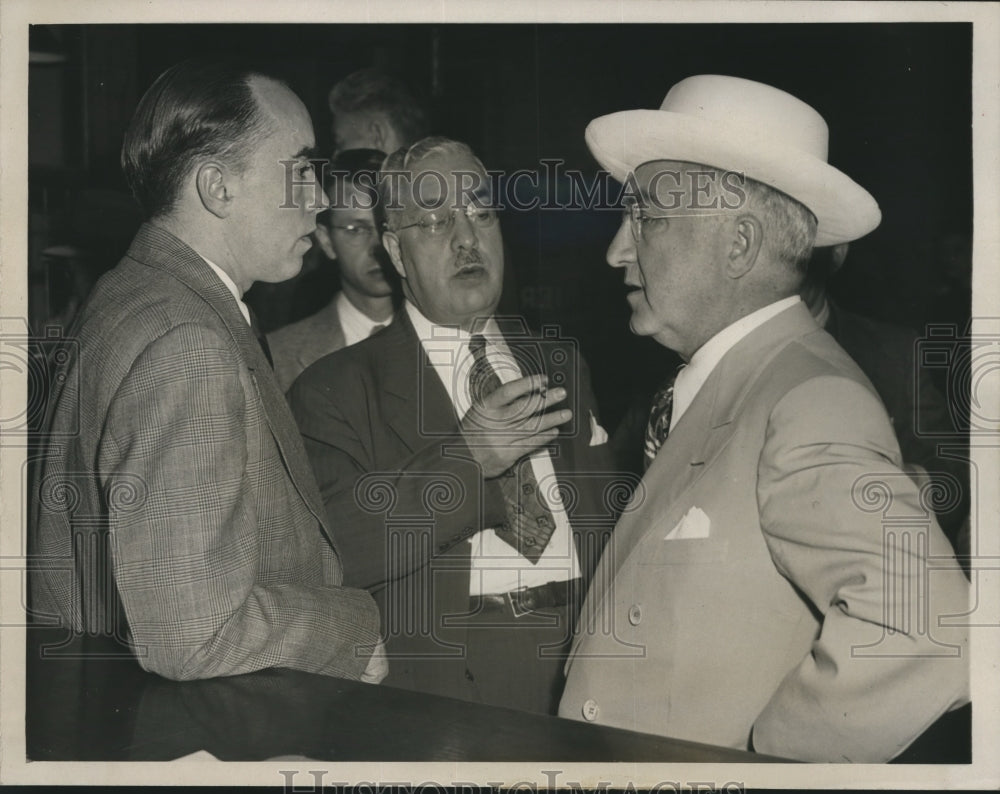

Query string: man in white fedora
558 75 970 762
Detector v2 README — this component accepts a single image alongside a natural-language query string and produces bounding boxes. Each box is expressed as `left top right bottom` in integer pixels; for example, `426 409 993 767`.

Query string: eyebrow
293 146 321 160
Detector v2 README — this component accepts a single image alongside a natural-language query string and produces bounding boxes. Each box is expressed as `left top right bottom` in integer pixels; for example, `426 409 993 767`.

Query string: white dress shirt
671 295 802 431
404 302 581 596
202 257 251 326
336 291 393 346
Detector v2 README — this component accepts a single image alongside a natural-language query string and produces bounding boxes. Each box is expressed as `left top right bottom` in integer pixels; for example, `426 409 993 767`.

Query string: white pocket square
588 410 609 446
664 506 711 540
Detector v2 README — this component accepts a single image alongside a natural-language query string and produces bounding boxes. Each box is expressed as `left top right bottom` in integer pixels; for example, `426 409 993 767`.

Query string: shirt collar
670 295 801 431
336 291 393 346
405 300 502 411
201 256 251 326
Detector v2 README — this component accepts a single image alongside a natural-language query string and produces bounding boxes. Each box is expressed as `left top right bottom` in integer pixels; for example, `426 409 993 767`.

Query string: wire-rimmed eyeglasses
623 197 671 241
393 204 498 236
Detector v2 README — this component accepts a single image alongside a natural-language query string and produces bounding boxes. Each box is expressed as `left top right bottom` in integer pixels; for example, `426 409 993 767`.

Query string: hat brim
586 110 880 246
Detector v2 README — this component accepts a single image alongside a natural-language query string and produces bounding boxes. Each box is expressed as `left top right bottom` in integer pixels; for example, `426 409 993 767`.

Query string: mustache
456 249 484 268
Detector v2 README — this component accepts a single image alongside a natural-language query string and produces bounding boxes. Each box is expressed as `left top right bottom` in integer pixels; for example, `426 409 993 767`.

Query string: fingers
485 375 568 419
486 374 555 409
473 426 563 479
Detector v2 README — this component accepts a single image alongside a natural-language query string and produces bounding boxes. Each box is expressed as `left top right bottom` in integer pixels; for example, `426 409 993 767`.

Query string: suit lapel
379 310 462 453
601 302 822 588
129 224 335 544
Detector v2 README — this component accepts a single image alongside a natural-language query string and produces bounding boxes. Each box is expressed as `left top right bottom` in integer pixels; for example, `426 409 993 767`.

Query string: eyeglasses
394 204 498 237
330 222 378 245
623 198 671 241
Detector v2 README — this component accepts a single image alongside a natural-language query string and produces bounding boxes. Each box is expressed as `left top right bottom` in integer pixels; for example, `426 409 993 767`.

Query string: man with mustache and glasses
290 137 616 714
267 148 399 392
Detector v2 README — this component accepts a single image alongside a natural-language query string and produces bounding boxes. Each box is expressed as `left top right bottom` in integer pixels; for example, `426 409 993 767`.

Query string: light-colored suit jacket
30 223 380 681
559 302 970 762
267 297 346 393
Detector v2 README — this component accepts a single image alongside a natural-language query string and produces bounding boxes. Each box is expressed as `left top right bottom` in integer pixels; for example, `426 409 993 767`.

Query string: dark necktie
247 306 274 368
468 334 556 564
369 323 386 337
643 368 681 471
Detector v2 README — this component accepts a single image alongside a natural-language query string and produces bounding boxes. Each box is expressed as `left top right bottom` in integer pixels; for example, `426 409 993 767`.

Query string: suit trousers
378 584 576 716
461 598 574 715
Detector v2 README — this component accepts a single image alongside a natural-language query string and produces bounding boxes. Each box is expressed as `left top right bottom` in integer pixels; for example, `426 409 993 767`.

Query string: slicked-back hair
379 136 486 230
121 59 280 220
328 68 429 147
319 147 386 228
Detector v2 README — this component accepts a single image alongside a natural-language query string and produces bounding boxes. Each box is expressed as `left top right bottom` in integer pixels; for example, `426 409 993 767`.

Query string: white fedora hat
585 74 881 246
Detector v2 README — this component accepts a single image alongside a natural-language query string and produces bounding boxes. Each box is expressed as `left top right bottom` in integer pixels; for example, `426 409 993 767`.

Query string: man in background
251 68 429 334
290 137 616 714
30 59 383 682
268 148 398 392
328 67 429 156
801 243 970 556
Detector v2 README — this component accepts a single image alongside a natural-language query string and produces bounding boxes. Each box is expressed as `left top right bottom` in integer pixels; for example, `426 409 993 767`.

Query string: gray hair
742 177 818 273
379 136 488 230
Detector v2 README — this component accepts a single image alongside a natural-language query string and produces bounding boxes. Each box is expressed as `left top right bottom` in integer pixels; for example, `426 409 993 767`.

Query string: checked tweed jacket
30 223 380 681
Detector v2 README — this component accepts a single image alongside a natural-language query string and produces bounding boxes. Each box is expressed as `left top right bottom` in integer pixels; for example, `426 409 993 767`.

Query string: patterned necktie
643 368 681 471
468 334 556 564
247 306 274 368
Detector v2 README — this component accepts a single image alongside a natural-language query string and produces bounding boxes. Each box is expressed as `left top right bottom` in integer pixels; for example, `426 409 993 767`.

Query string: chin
268 259 305 285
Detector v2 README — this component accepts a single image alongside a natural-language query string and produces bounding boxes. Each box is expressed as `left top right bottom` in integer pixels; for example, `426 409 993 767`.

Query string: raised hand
460 373 572 479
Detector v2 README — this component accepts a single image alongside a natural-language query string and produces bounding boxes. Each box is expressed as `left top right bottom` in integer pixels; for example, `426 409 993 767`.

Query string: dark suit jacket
825 300 969 545
30 223 380 681
289 309 619 695
266 295 346 393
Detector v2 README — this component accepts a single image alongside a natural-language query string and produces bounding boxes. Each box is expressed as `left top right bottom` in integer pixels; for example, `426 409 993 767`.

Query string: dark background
27 22 972 426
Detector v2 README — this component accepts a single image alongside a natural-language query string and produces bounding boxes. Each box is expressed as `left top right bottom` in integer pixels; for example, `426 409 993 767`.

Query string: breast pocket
634 509 731 566
637 536 731 566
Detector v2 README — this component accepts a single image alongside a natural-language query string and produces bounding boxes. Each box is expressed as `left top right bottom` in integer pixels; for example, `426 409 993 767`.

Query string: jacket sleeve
99 323 381 681
288 366 508 591
752 375 970 762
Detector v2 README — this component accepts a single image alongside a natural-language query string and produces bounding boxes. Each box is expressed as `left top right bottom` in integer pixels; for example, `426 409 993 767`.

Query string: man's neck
342 284 394 322
153 213 249 295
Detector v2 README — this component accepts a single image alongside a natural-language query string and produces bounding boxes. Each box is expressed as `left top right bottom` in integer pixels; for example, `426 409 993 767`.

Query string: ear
830 242 850 272
369 119 387 153
314 223 338 260
726 214 763 279
382 231 407 279
196 162 232 218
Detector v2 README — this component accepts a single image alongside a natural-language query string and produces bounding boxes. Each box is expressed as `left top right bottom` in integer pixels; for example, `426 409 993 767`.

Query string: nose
606 216 635 270
450 208 478 250
311 170 330 214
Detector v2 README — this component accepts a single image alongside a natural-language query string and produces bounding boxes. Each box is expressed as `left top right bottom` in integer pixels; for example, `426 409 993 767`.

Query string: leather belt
473 578 582 618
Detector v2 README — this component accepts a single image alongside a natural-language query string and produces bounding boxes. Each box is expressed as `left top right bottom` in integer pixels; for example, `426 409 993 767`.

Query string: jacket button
628 604 642 626
582 699 600 721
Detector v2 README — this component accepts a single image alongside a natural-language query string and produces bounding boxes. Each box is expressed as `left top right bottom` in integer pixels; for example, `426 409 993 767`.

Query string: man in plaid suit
29 60 383 682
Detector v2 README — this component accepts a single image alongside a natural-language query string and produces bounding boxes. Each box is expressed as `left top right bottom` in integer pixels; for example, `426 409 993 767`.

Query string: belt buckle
506 587 532 618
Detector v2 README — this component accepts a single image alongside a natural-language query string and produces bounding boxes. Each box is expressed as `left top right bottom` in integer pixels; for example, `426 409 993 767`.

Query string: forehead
332 111 364 137
250 77 315 153
328 185 376 220
402 151 487 206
